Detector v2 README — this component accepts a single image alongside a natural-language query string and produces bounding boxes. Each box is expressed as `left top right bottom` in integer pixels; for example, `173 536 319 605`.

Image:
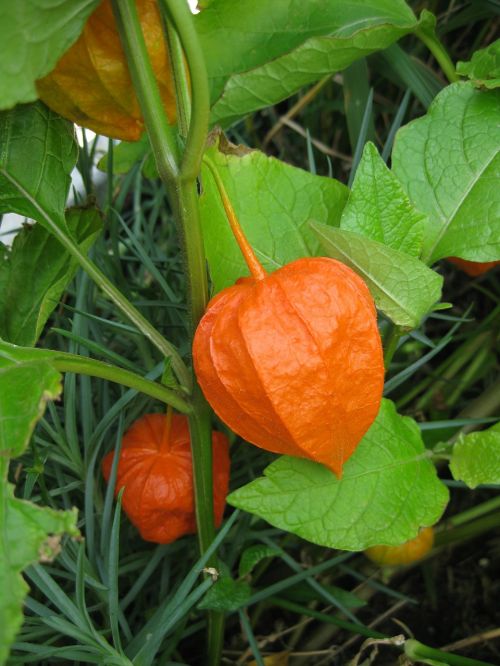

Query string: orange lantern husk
102 413 230 544
365 526 435 566
447 257 499 277
193 160 384 478
37 0 176 141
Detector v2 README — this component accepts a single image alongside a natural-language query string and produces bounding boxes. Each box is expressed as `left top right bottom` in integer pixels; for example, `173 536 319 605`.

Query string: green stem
164 20 191 138
0 170 191 393
269 597 386 640
110 0 180 186
416 26 459 84
405 638 496 666
112 2 222 663
447 496 500 528
51 353 191 413
160 0 210 182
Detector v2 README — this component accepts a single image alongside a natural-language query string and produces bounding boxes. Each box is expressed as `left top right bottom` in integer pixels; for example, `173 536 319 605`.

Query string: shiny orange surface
447 257 499 277
193 257 384 478
37 0 176 140
365 526 435 566
102 413 230 544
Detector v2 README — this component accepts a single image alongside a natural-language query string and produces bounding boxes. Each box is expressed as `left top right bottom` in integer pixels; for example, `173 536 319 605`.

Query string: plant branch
112 3 222 663
160 0 210 181
110 0 180 186
416 16 459 84
51 353 191 413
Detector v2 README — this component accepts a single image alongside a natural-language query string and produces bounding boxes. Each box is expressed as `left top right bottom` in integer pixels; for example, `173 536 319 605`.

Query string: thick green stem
164 21 191 138
110 0 180 185
160 0 210 182
112 2 222 663
416 25 458 84
51 353 191 413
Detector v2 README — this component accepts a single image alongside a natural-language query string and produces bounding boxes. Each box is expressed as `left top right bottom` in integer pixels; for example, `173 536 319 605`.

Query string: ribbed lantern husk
37 0 176 141
447 257 499 277
102 414 230 544
193 257 384 477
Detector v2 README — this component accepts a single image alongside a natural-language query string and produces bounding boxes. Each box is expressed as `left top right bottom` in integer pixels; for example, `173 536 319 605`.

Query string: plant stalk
51 354 191 413
112 2 223 663
416 22 459 84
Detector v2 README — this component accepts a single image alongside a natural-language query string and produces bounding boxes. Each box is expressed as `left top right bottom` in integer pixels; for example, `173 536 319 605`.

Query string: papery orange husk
447 257 499 277
365 526 435 566
37 0 176 141
193 257 384 478
102 413 230 544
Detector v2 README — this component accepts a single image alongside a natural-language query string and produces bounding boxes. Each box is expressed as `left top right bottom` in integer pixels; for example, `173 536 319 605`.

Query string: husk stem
202 154 267 281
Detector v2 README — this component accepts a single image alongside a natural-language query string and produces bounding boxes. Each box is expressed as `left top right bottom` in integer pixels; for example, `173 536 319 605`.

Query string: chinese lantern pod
448 257 500 277
193 257 384 477
37 0 176 141
102 414 230 544
365 526 435 566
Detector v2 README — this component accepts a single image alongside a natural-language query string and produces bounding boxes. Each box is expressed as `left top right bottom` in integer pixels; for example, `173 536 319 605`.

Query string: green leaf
0 0 99 109
0 206 102 346
340 142 426 256
0 102 77 233
392 82 500 264
196 0 418 127
310 222 443 329
200 137 348 293
0 341 62 458
238 545 279 578
197 575 252 612
450 423 500 489
97 135 153 176
227 400 449 551
0 470 79 666
457 39 500 90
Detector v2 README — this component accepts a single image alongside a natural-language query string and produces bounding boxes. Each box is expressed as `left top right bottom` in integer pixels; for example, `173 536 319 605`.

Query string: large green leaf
392 82 500 264
310 222 442 329
0 0 99 109
227 400 449 551
450 423 500 489
0 470 79 666
200 138 348 293
0 342 61 459
0 102 77 233
0 338 76 663
340 142 426 256
0 207 102 347
457 39 500 90
196 0 419 127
